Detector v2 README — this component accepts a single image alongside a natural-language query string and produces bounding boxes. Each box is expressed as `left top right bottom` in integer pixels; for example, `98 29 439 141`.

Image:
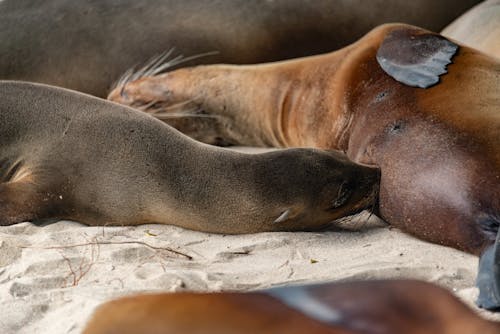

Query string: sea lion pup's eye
330 181 353 209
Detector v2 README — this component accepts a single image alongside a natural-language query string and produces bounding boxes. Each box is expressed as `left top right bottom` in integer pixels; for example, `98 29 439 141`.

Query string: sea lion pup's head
202 147 381 234
248 148 381 232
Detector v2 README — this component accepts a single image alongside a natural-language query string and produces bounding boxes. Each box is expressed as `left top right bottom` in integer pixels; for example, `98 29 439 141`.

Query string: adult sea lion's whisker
149 51 219 77
154 111 223 120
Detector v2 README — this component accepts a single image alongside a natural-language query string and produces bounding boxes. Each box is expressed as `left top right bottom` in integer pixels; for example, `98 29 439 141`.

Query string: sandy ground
1 218 499 333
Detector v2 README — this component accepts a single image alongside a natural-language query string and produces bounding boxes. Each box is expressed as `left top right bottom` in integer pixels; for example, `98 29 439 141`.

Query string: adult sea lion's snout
108 69 240 146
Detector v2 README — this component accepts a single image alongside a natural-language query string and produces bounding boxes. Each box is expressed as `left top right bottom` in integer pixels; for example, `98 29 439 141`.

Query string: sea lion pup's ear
476 227 500 311
376 27 459 89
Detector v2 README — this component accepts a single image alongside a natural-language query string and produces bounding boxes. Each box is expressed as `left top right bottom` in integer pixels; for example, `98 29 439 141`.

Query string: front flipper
376 28 458 88
0 181 47 225
0 162 66 226
476 230 500 310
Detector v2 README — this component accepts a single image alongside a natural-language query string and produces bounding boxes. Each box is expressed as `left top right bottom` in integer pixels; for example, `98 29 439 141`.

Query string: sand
1 219 499 333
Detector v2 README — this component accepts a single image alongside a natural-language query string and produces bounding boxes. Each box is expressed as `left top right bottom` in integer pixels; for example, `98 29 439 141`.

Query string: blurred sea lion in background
442 0 500 58
0 0 481 97
83 280 500 334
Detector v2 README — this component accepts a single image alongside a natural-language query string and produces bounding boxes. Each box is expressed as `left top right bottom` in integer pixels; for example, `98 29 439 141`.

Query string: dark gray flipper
376 29 458 89
476 230 500 311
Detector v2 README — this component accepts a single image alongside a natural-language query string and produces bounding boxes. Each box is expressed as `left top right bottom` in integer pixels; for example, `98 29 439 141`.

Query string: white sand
1 220 499 333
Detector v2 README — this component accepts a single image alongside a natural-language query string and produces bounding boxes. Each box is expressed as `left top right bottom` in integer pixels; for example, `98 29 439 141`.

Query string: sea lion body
0 0 481 97
0 81 379 232
83 280 500 334
442 0 500 59
110 24 500 254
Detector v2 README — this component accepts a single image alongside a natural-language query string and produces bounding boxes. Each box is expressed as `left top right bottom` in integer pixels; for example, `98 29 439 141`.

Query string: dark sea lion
109 24 500 306
0 81 379 233
83 280 500 334
0 0 481 97
442 0 500 59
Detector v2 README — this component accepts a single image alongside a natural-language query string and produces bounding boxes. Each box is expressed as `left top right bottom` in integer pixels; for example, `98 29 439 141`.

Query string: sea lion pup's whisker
367 195 378 223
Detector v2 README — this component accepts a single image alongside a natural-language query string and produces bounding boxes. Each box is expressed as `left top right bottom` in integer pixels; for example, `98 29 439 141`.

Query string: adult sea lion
0 81 379 233
108 24 500 306
0 0 481 97
109 24 500 308
109 23 500 253
442 0 500 59
83 280 500 334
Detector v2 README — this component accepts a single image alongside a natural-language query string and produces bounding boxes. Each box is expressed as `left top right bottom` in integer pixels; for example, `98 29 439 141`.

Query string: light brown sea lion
0 81 379 233
109 23 500 253
83 280 500 334
442 0 500 59
0 0 481 97
108 24 500 306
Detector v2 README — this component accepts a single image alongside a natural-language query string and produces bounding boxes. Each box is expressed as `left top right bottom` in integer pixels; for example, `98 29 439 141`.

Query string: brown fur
83 280 500 334
0 81 379 232
109 24 500 254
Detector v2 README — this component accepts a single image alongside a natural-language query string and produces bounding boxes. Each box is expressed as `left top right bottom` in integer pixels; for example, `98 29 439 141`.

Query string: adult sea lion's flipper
376 28 459 88
477 228 500 310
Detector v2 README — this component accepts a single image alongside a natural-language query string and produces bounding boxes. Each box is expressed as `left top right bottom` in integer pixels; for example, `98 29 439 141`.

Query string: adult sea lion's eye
387 120 405 134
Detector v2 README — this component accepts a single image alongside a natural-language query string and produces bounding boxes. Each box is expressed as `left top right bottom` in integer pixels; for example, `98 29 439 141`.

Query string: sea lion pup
83 280 500 334
0 0 481 97
442 0 500 59
0 81 379 233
